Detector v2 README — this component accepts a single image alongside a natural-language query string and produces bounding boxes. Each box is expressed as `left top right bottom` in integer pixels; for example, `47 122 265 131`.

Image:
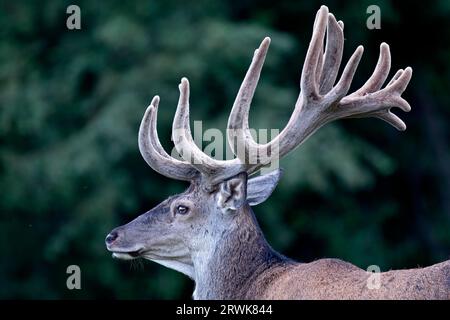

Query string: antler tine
353 43 391 95
319 13 344 94
227 37 271 166
145 96 172 159
139 96 198 181
328 45 364 101
173 78 243 184
301 5 329 97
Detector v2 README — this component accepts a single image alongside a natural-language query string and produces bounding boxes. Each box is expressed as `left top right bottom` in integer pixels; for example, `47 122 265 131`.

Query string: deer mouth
111 249 143 260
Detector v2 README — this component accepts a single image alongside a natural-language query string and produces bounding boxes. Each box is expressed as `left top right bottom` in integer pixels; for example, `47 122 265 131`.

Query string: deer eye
176 205 189 215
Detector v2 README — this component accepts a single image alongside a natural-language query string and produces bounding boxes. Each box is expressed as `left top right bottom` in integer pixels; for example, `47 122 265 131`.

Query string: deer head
105 6 413 297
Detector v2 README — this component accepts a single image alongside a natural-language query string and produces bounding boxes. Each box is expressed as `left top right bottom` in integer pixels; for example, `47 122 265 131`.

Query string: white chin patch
151 259 195 279
112 252 136 260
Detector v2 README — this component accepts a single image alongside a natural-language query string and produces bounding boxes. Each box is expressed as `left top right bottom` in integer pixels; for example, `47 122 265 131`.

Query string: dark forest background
1 0 449 299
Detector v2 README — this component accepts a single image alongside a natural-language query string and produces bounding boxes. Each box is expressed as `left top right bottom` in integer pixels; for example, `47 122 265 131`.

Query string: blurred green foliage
0 0 449 299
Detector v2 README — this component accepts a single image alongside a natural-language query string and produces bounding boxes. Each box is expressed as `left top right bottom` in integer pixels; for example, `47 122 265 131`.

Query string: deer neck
190 204 284 300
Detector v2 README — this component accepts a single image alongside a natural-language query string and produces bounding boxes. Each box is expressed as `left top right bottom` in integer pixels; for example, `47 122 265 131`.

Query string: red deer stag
106 6 450 299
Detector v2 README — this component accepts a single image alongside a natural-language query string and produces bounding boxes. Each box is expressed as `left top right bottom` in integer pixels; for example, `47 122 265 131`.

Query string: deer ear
247 169 283 206
216 172 247 212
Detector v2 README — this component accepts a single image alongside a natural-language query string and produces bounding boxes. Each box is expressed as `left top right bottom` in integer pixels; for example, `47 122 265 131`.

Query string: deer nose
105 231 119 245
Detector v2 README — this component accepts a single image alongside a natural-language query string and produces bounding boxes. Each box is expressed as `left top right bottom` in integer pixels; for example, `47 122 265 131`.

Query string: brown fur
197 205 450 300
261 259 450 299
